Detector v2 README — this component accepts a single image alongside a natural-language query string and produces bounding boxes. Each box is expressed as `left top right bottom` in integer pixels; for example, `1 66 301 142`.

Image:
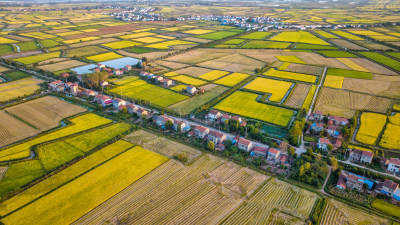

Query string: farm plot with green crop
214 91 294 126
4 71 29 80
271 31 330 45
108 79 188 108
318 51 357 58
359 52 400 71
14 52 60 65
295 43 337 50
326 68 372 79
240 31 271 39
242 40 291 49
197 30 242 40
17 41 39 51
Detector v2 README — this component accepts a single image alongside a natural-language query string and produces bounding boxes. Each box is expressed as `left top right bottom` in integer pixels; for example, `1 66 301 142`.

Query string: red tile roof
209 130 225 138
383 179 399 190
195 125 208 133
252 146 268 153
361 151 374 158
314 110 323 115
319 138 331 145
389 158 400 166
269 148 280 155
238 137 252 146
280 154 287 163
337 175 347 189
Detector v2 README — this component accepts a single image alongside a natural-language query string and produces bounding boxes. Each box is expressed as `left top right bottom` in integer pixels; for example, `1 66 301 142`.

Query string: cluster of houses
337 170 400 201
308 110 349 150
206 110 247 127
140 71 204 96
92 63 132 77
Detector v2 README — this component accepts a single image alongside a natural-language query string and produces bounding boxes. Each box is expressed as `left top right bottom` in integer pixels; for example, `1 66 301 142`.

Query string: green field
263 69 317 83
17 41 39 51
315 30 338 39
1 146 167 225
240 31 271 39
171 75 207 86
14 52 60 65
386 52 400 59
318 51 357 58
197 31 241 40
271 31 329 45
214 91 294 126
332 31 364 40
295 43 337 49
0 45 14 55
359 52 400 71
326 68 372 79
5 71 29 80
108 79 188 107
127 47 154 54
40 40 61 48
372 199 400 218
242 40 291 49
214 72 250 86
0 140 134 217
168 86 228 115
222 39 245 45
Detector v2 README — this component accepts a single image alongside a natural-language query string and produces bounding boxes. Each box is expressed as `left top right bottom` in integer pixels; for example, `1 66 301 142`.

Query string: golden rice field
331 31 364 40
302 85 317 110
356 112 387 145
133 36 165 43
323 75 344 89
271 31 330 45
183 29 214 34
86 52 122 62
119 32 155 39
0 77 42 102
102 40 141 49
145 40 195 49
0 37 17 44
336 58 369 72
263 69 317 83
171 75 207 86
164 71 179 77
244 77 293 102
14 52 60 65
198 70 230 81
379 114 400 149
276 56 305 64
214 72 250 87
63 37 100 44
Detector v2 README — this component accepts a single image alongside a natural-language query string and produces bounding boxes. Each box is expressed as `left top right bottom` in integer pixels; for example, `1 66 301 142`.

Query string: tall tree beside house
288 120 304 147
207 141 214 151
165 120 173 130
82 71 108 89
329 156 338 172
177 124 182 133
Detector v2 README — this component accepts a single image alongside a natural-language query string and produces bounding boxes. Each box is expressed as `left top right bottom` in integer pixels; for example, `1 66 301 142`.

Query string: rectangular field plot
145 40 195 49
13 51 60 65
167 85 228 115
326 68 372 79
263 69 317 83
0 77 42 102
331 31 364 40
241 40 291 49
315 88 392 118
244 77 293 102
133 36 164 43
197 53 265 74
240 31 271 39
222 178 318 224
198 70 230 80
342 75 400 98
285 83 311 108
214 72 250 86
1 146 167 225
108 79 188 108
359 52 400 71
37 60 86 72
271 31 329 45
86 52 122 62
276 56 305 64
319 199 388 225
318 51 357 58
214 91 294 126
5 96 86 131
102 40 141 49
336 58 369 72
73 153 267 225
295 43 337 50
314 30 338 39
0 113 111 162
356 112 387 145
0 111 38 148
197 31 242 40
171 75 207 86
4 71 29 80
324 75 344 89
285 63 324 76
379 114 400 149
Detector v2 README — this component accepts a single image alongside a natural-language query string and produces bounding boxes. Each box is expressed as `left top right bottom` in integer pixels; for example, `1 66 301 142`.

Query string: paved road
339 158 399 179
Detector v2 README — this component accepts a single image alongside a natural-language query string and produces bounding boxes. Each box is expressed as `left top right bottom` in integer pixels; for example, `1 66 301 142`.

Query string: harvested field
222 178 318 224
66 46 108 57
330 39 366 50
37 60 86 72
166 49 231 64
182 37 212 43
124 130 201 161
244 77 293 102
154 60 189 70
285 83 311 108
1 51 42 60
145 40 195 50
355 40 395 50
68 38 119 48
199 83 219 91
3 35 31 42
0 111 38 148
168 86 228 115
214 91 294 126
73 153 267 225
315 87 392 118
359 52 400 72
197 53 265 74
174 66 213 77
294 53 351 69
0 167 7 180
0 77 42 102
241 40 291 49
342 75 400 98
319 199 388 225
117 49 174 61
37 58 68 66
347 58 397 75
0 66 9 73
5 96 86 131
285 63 324 76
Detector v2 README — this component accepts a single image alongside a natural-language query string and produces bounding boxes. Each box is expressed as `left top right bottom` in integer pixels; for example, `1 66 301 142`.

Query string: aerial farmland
0 0 400 224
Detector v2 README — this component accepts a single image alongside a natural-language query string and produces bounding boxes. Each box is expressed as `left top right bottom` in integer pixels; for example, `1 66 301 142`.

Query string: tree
207 141 215 151
330 156 338 172
122 107 128 114
177 124 182 133
165 120 173 130
327 144 333 151
288 147 295 156
299 165 305 176
304 162 311 170
82 71 108 89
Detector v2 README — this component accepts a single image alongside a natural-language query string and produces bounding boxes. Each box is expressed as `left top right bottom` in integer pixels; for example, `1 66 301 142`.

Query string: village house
327 125 340 137
388 158 400 174
97 64 105 69
69 83 79 95
60 73 69 79
155 115 174 129
336 175 347 190
126 104 138 114
163 79 173 87
186 86 197 95
48 80 63 90
337 171 375 192
94 68 101 73
310 110 324 121
207 110 221 121
136 108 148 118
207 130 226 144
194 125 209 138
154 75 164 83
333 139 342 150
329 115 349 126
311 123 324 132
345 174 364 192
113 69 123 76
267 148 280 161
95 95 112 107
173 120 186 132
100 81 108 87
113 98 126 109
280 154 288 164
231 116 242 123
140 71 148 77
237 137 253 152
251 146 268 158
124 65 132 71
82 89 96 97
381 179 399 197
349 149 374 164
220 114 231 123
318 138 331 150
